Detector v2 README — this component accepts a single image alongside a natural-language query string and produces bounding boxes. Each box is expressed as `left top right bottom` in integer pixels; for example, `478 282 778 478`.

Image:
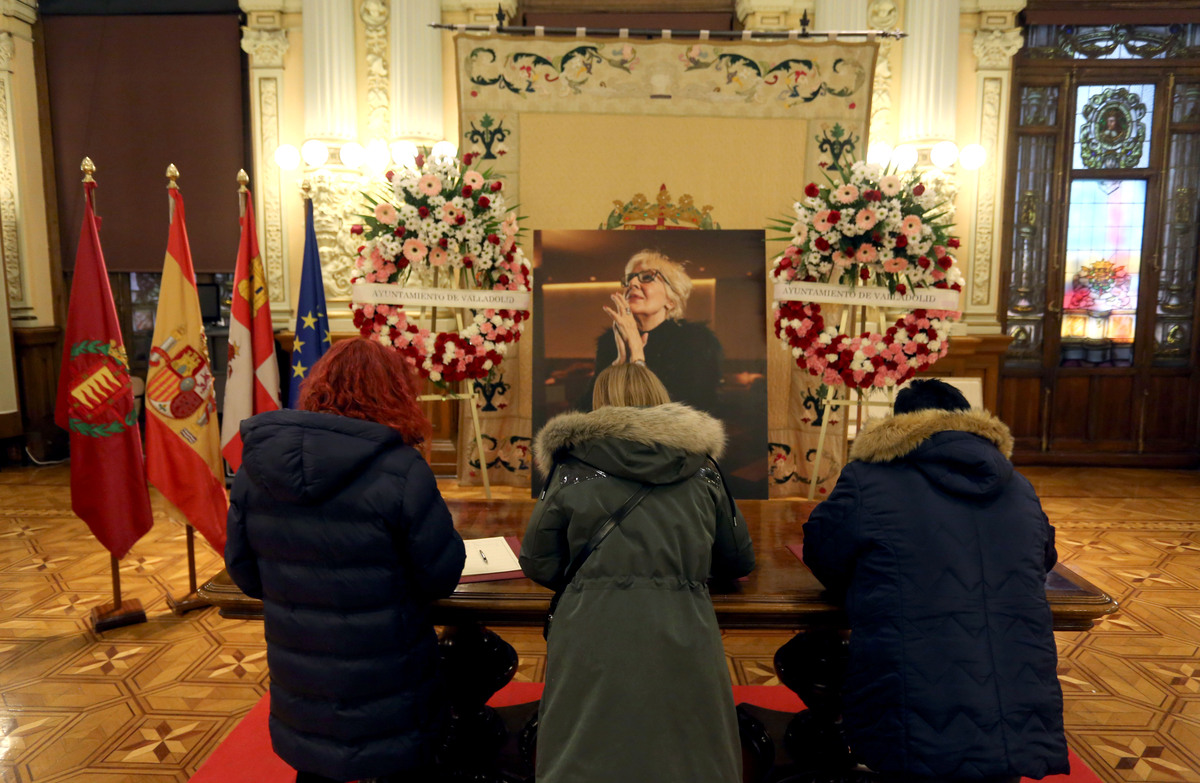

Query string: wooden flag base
91 599 147 632
166 591 210 615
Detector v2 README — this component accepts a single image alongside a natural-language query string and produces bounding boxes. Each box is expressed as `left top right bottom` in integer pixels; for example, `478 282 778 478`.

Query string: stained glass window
1073 84 1154 169
1061 180 1145 366
1027 25 1200 60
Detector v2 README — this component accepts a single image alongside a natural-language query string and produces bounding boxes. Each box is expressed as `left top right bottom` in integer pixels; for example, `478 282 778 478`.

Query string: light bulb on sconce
274 144 301 170
430 140 458 162
959 143 987 171
338 142 366 168
300 139 329 168
930 141 960 170
867 142 893 166
390 140 419 169
891 144 919 171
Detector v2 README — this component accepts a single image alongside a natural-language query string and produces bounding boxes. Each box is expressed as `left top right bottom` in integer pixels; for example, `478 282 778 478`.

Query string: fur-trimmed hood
534 403 725 484
849 409 1015 499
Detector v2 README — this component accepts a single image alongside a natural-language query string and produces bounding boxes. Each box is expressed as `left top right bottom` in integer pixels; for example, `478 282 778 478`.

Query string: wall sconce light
430 140 458 162
958 143 987 171
338 141 366 168
867 142 893 166
390 140 419 168
300 139 330 168
891 144 919 171
930 141 960 170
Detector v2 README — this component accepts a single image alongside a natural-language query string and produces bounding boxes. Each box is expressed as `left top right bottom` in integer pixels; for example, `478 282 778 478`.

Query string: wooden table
199 498 1118 631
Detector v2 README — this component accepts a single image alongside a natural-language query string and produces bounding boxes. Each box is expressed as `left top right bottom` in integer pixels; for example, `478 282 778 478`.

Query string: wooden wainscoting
13 326 65 462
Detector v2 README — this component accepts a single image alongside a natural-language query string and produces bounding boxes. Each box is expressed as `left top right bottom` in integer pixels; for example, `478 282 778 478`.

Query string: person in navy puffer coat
802 379 1068 783
226 337 466 783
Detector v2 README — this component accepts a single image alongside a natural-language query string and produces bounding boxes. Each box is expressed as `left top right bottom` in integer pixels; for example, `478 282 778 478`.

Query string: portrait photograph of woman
532 230 768 498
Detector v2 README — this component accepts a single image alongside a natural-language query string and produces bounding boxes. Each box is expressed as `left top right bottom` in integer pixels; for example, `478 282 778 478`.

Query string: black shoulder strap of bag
706 456 739 523
561 482 653 587
545 482 653 640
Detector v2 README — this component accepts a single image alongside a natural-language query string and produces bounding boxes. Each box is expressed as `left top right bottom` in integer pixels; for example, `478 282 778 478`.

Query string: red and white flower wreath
349 152 530 385
772 161 964 391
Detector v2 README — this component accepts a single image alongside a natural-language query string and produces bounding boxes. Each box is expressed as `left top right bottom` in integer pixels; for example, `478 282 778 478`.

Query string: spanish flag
220 185 280 472
144 185 228 555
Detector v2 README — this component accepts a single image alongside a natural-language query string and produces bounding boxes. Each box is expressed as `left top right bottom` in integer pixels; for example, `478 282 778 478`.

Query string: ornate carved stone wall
868 0 901 144
241 21 292 326
0 31 25 319
969 25 1023 319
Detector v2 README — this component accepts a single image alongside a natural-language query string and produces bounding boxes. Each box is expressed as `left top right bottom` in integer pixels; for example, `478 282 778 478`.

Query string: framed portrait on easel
533 229 768 499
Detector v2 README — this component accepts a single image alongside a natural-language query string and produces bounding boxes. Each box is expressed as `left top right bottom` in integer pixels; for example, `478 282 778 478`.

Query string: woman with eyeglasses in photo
585 249 723 413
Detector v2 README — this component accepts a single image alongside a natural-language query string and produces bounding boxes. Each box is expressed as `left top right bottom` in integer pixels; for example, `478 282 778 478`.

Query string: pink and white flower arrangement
771 160 964 390
349 151 530 385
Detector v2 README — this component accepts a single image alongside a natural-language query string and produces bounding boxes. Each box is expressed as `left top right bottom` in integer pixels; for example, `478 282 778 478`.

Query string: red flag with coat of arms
220 187 280 471
54 177 155 559
144 185 229 554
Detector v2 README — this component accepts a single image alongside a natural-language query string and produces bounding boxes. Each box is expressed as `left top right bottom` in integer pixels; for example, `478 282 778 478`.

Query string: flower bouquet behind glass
771 160 965 391
349 151 530 386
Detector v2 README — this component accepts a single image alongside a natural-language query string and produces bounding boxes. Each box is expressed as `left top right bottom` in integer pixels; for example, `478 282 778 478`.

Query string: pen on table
479 549 488 564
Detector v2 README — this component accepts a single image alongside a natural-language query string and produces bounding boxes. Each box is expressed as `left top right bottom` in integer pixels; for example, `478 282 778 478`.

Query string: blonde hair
624 250 692 320
592 363 671 409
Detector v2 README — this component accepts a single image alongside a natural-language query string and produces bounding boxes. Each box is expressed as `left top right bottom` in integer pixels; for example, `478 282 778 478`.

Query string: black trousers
295 771 432 783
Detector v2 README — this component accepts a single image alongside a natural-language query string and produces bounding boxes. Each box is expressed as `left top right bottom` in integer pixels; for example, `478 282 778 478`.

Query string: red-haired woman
225 337 465 783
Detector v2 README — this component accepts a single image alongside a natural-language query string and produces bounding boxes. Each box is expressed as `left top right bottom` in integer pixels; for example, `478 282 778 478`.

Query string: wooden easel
807 303 896 500
416 268 493 500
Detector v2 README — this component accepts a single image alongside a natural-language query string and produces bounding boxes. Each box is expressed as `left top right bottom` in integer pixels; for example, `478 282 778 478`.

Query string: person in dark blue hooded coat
225 337 466 783
801 379 1068 783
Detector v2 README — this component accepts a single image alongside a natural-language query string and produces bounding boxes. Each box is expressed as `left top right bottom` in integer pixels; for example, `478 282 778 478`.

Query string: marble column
867 0 902 144
303 0 357 141
814 0 867 31
898 0 958 145
240 7 293 326
392 0 443 142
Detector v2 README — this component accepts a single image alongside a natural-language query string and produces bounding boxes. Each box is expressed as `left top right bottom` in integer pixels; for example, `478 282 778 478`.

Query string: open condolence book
462 536 523 578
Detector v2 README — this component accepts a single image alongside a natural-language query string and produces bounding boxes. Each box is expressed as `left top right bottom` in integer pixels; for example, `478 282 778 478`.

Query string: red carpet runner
190 683 1102 783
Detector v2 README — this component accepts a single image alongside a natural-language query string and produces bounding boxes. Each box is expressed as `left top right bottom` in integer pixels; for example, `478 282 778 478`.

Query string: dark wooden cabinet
999 23 1200 466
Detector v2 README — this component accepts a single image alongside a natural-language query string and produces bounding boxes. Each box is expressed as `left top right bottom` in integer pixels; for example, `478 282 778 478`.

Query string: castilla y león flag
220 190 280 472
145 186 229 554
54 179 155 560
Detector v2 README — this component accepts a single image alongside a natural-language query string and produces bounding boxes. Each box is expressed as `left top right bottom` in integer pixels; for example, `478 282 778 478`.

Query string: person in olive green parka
521 364 755 783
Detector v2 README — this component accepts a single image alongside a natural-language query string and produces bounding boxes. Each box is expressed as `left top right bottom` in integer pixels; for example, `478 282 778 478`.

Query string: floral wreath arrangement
349 151 530 385
771 160 965 390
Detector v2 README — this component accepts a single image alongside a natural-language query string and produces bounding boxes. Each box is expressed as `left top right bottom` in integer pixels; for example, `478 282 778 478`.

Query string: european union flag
289 198 330 407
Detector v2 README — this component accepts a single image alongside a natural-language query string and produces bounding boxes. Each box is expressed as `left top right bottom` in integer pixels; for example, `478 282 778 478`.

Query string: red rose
805 183 820 198
438 237 449 249
895 235 908 248
814 237 831 252
948 237 960 248
385 170 395 182
351 224 364 235
463 256 474 267
462 186 473 198
860 266 871 281
864 189 882 202
896 283 907 295
917 256 931 269
456 215 466 225
491 181 503 192
487 234 500 245
393 225 405 237
871 355 885 368
937 256 952 269
418 206 430 218
913 184 925 196
498 274 509 286
951 283 962 292
414 154 425 168
463 153 476 165
478 196 491 208
872 232 882 244
828 210 842 224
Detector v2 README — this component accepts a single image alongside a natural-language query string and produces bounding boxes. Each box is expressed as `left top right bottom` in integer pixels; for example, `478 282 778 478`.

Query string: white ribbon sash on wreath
352 283 532 311
774 282 962 312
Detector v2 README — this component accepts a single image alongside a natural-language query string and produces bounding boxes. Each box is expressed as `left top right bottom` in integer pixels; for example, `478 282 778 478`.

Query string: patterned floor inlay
0 463 1197 781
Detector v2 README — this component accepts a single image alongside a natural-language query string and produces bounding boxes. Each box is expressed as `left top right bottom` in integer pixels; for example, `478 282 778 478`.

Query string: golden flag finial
301 178 312 200
237 169 249 192
81 157 96 183
166 164 180 189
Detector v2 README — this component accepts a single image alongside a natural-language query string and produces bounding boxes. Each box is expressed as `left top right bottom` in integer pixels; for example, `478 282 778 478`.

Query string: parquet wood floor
0 464 1197 781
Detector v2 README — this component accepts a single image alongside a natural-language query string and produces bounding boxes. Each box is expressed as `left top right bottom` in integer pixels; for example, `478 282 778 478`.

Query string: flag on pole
144 182 229 555
220 183 280 471
289 197 331 406
54 169 155 560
